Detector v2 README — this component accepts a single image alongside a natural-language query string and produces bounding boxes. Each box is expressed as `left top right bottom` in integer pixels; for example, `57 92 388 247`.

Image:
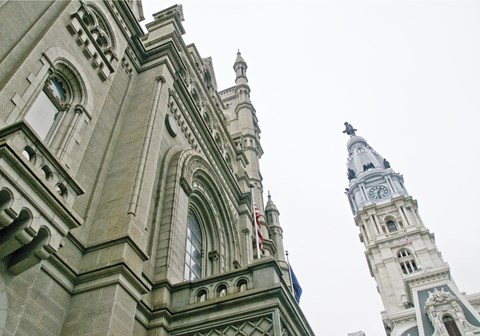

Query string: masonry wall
0 263 71 336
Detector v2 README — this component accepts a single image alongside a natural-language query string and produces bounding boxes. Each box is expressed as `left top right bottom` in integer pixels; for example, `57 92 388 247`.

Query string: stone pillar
61 285 137 336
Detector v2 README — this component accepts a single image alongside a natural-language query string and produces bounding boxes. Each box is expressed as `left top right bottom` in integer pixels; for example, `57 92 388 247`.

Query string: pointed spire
265 191 279 214
233 50 248 79
233 50 250 100
234 49 247 68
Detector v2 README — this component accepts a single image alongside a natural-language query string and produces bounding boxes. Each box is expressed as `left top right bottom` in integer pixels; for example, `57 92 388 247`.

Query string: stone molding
0 122 83 275
425 288 480 336
66 2 117 81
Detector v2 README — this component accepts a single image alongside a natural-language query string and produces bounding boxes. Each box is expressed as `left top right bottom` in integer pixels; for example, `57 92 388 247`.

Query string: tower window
25 76 69 140
386 220 397 233
184 211 203 281
443 315 461 336
397 249 418 274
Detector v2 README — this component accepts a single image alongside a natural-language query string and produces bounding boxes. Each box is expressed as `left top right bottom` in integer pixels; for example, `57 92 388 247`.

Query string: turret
233 50 251 103
265 192 286 263
229 52 268 256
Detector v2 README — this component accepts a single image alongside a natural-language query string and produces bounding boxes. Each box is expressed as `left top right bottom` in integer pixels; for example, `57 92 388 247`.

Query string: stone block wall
0 264 71 336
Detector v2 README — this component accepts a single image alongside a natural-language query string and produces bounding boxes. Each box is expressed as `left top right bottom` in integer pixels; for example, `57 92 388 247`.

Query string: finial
268 190 271 198
342 122 357 136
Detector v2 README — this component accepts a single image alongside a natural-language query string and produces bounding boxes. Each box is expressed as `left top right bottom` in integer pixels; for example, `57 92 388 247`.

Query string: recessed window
196 289 207 303
25 76 69 140
443 315 461 336
397 249 418 274
184 212 203 281
216 284 227 297
55 183 68 197
237 279 248 292
22 146 36 162
40 165 53 180
386 220 398 233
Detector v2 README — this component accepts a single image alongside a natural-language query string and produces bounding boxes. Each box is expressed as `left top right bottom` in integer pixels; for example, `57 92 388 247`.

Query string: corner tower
343 123 480 336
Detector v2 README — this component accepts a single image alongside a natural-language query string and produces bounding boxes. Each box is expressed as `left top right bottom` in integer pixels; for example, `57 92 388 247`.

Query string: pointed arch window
443 316 461 336
397 249 418 274
184 211 203 281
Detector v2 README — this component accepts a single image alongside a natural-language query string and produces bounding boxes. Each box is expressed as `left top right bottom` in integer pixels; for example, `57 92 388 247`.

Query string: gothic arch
181 152 241 273
43 46 92 111
182 152 239 253
81 2 117 52
153 148 241 281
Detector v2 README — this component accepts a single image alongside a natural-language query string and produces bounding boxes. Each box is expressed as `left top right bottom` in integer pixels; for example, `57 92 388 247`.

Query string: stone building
0 1 313 335
344 124 480 336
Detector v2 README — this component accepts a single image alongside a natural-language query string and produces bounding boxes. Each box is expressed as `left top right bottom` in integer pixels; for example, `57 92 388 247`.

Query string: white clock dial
368 185 389 200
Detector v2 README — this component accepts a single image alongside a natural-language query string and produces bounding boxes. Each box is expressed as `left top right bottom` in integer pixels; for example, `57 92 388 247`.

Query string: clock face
368 185 389 200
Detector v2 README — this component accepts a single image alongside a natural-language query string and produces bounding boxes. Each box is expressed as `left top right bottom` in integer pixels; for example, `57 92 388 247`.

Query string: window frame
25 74 71 142
184 210 204 281
397 249 418 275
386 219 398 233
443 315 462 336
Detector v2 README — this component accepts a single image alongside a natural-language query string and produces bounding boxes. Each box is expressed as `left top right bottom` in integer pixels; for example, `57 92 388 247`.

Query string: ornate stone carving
66 3 117 80
425 288 480 336
180 152 241 261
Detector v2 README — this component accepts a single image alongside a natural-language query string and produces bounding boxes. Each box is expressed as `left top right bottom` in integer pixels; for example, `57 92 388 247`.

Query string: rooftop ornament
342 122 357 136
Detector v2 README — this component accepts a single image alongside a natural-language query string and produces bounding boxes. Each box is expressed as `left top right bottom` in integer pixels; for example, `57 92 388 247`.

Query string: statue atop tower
342 122 357 136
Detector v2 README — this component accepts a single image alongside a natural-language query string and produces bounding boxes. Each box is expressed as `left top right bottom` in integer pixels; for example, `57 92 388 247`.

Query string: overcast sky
141 1 480 335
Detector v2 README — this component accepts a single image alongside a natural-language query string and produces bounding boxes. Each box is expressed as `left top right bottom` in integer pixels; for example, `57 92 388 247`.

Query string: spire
233 50 248 85
343 123 407 214
234 50 247 69
264 192 286 265
265 191 279 214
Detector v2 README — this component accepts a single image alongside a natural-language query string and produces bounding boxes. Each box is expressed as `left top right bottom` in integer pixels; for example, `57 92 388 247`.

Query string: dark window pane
185 211 203 280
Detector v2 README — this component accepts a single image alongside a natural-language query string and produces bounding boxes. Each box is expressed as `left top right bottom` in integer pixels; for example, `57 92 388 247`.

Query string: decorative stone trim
0 121 83 275
66 3 117 81
425 288 480 335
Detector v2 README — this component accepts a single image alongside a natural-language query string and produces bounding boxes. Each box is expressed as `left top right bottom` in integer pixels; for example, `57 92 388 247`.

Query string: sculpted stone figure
343 122 357 136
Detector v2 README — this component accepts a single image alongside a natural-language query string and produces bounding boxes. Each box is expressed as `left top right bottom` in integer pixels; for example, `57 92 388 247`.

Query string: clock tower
343 123 480 336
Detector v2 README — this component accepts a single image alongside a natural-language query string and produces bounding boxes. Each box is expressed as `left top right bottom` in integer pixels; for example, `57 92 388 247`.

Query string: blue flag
290 266 302 302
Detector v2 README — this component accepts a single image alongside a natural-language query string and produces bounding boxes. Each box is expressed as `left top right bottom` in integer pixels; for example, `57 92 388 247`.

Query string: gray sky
141 1 480 335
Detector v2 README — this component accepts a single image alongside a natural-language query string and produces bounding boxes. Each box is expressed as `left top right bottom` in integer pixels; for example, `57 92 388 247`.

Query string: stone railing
0 121 83 275
137 258 310 335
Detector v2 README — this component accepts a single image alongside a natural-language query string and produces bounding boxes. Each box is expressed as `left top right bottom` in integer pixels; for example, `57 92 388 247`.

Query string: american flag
254 203 264 251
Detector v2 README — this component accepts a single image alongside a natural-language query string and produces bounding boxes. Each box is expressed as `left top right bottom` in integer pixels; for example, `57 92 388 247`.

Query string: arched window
237 279 248 293
386 220 397 233
81 4 115 52
196 289 207 303
25 75 70 140
184 211 203 281
397 249 418 274
443 315 461 336
216 284 228 298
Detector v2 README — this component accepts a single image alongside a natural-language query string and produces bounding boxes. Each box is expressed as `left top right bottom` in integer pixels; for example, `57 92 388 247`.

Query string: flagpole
285 250 294 296
250 184 261 259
